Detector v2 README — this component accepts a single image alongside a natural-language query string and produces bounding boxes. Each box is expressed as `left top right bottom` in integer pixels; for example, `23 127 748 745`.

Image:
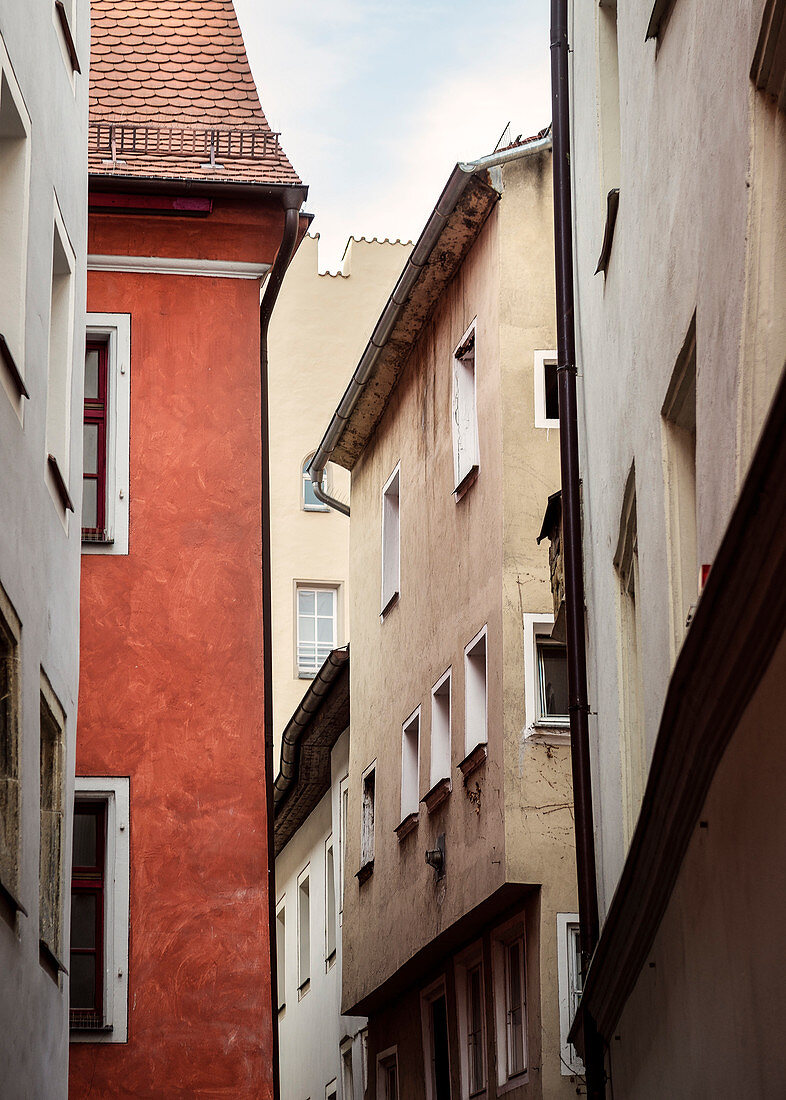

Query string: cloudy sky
234 0 551 270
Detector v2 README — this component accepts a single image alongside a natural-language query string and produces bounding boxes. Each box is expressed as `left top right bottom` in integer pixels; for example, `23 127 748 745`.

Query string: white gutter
309 130 552 516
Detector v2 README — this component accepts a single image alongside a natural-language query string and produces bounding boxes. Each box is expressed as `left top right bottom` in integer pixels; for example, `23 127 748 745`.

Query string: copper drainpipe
550 2 606 1096
259 187 305 1100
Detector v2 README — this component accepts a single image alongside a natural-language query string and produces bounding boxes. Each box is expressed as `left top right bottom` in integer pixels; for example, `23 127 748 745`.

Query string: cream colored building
311 138 582 1099
556 0 786 1094
268 233 411 755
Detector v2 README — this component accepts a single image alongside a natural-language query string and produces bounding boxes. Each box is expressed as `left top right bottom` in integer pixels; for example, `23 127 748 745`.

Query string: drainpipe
550 2 606 1097
259 187 305 1100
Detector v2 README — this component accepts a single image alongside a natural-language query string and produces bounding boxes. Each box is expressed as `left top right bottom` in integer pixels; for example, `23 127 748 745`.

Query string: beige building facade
312 141 582 1099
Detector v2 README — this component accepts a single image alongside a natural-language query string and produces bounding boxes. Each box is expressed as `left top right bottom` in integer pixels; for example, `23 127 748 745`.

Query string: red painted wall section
70 201 297 1098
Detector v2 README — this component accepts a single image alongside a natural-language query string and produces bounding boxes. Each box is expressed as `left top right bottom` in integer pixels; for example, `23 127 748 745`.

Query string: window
46 206 77 519
464 628 487 756
421 978 451 1100
0 44 31 417
339 775 349 915
455 942 486 1098
325 834 336 965
557 913 584 1075
39 676 66 975
297 865 310 995
381 464 400 613
533 351 559 429
326 1079 337 1100
54 0 82 75
303 455 329 511
662 316 697 655
429 669 452 789
615 467 645 844
523 614 570 737
276 898 286 1012
377 1048 399 1100
297 586 337 678
360 763 375 875
452 322 479 494
83 315 131 554
70 777 130 1042
400 707 420 825
0 582 21 908
341 1039 355 1099
360 1029 369 1093
491 916 528 1087
598 0 621 195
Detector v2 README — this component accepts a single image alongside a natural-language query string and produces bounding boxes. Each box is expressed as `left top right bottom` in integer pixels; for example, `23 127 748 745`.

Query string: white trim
533 350 560 430
522 613 570 743
338 774 349 917
490 915 528 1091
360 760 376 869
464 625 488 754
83 314 131 555
452 319 480 495
420 975 450 1100
275 894 286 1013
429 668 452 787
71 777 130 1044
87 254 271 280
454 940 486 1100
381 462 401 615
400 705 421 821
556 913 584 1076
324 832 337 965
297 863 311 997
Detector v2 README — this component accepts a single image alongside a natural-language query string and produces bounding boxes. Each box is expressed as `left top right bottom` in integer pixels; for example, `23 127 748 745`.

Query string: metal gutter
309 131 552 515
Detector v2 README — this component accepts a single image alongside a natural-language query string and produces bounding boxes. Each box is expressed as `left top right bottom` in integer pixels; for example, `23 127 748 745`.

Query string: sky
233 0 551 271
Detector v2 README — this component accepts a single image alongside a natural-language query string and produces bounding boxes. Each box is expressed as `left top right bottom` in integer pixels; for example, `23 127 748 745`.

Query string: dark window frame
69 799 106 1028
83 341 108 540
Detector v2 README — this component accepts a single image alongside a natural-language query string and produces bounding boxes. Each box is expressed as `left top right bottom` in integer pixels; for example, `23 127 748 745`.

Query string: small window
504 938 527 1078
82 341 108 539
325 1079 337 1100
360 764 375 872
534 351 560 429
339 775 349 915
341 1041 355 1099
381 464 400 614
400 708 420 823
40 677 66 973
464 628 487 755
303 455 329 512
297 586 337 678
360 1029 369 1092
276 899 286 1011
297 866 310 995
452 323 479 493
377 1048 399 1100
430 669 451 788
421 978 452 1100
466 962 485 1095
325 835 336 964
536 639 569 725
46 209 77 517
0 583 21 903
557 913 584 1075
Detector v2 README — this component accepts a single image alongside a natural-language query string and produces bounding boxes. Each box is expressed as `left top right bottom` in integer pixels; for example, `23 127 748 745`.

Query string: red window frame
70 800 106 1029
83 341 108 539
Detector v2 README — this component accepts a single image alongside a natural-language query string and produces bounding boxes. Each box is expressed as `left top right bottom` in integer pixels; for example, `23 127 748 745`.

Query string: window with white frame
70 777 130 1043
340 1037 354 1100
381 464 400 613
430 669 451 789
45 206 77 519
420 977 451 1100
83 315 131 554
400 707 420 823
302 454 330 512
276 898 286 1012
464 628 487 756
452 322 479 493
464 959 486 1096
339 775 349 916
325 1078 337 1100
523 614 570 736
297 865 311 996
360 763 375 871
0 44 31 417
360 1029 369 1093
325 834 336 965
296 585 337 678
491 921 528 1087
377 1047 399 1100
557 914 584 1075
533 351 560 429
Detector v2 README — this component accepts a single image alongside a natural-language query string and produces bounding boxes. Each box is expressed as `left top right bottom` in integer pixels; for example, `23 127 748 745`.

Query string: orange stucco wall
70 199 294 1098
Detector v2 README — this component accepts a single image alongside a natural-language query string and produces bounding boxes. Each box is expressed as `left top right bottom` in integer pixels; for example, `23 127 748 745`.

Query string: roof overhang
88 172 309 206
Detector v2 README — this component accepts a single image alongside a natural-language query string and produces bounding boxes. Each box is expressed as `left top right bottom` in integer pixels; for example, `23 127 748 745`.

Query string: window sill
394 811 418 841
39 939 68 984
595 188 620 277
0 877 27 928
421 777 451 814
326 950 337 972
453 464 479 502
47 454 75 513
55 1 81 73
70 1017 112 1034
0 333 29 400
458 742 487 780
526 723 571 746
297 978 310 1000
356 860 374 886
277 1003 286 1019
380 590 399 618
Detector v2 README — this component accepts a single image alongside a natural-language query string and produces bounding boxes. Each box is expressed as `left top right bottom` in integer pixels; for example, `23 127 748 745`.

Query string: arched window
302 455 329 512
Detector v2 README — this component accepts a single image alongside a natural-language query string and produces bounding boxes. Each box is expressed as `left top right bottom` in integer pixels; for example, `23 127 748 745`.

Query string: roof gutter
309 131 552 516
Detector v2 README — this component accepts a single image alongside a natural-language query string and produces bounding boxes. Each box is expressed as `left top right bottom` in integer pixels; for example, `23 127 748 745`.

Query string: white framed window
45 202 77 524
464 627 487 755
276 897 286 1013
381 463 400 614
557 913 584 1075
455 942 486 1099
302 453 330 512
325 833 336 966
0 40 32 420
326 1079 338 1100
491 917 528 1089
360 1029 369 1093
338 775 349 916
360 762 376 871
296 584 337 678
70 777 130 1043
420 976 451 1100
523 613 570 739
452 320 479 494
83 314 131 555
533 351 560 429
377 1046 399 1100
430 668 452 788
340 1036 355 1100
400 707 420 823
297 864 311 997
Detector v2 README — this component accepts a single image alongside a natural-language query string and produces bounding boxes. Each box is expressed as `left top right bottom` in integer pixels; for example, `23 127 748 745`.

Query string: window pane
299 615 316 643
69 951 97 1010
82 479 98 530
83 423 99 475
298 589 315 615
544 360 559 420
70 892 97 950
537 642 569 719
84 349 99 399
317 616 333 644
72 810 97 867
508 941 525 1075
316 590 334 616
468 964 484 1093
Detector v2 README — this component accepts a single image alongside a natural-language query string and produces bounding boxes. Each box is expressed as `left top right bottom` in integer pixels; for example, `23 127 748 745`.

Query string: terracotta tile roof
89 0 301 186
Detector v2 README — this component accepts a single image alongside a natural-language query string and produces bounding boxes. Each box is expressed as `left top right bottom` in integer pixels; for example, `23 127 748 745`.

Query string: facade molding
87 255 271 279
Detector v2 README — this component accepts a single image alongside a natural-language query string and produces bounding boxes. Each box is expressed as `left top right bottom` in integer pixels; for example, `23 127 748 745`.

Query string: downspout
309 132 553 516
259 186 305 1100
550 2 606 1097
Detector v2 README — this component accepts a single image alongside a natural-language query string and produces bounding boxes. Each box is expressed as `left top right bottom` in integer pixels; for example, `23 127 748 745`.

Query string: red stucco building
70 3 306 1095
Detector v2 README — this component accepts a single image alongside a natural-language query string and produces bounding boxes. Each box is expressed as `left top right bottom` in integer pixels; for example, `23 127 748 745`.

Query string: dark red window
83 342 108 539
70 800 106 1029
